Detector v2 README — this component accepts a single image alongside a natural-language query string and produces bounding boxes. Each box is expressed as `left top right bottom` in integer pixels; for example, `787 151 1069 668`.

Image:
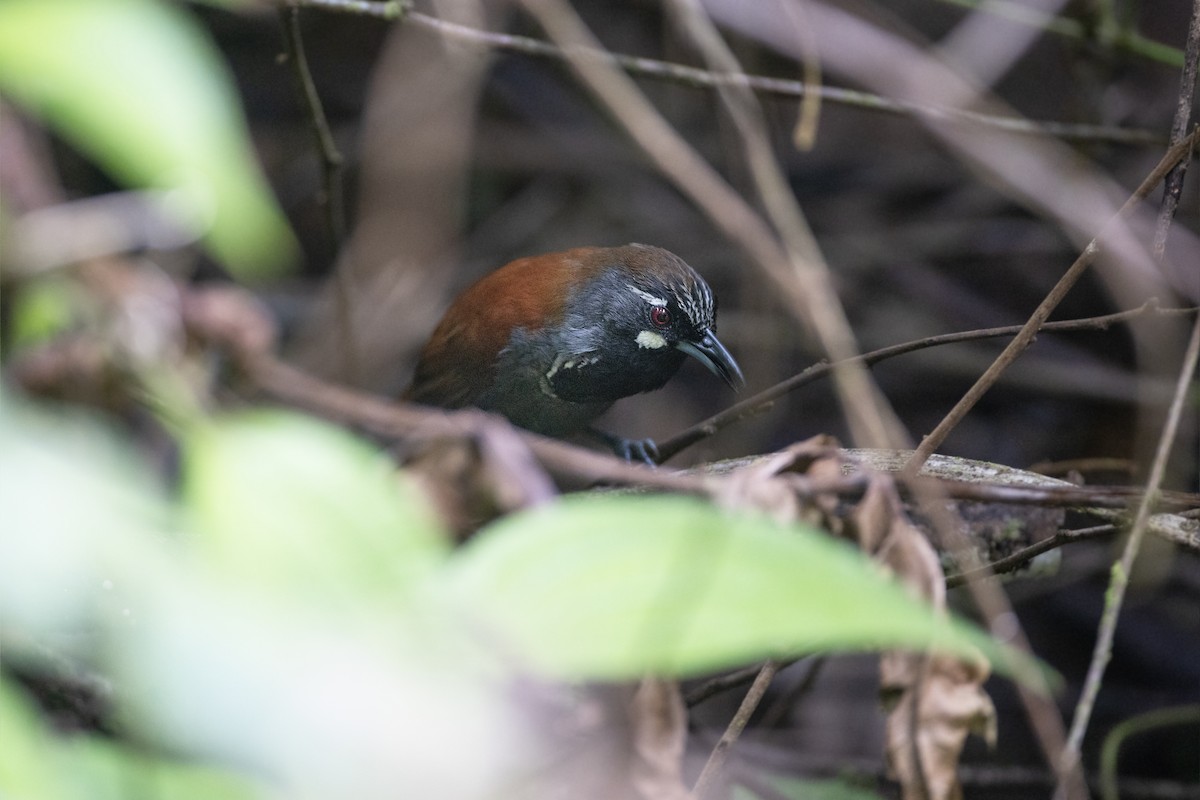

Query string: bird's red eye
650 306 671 327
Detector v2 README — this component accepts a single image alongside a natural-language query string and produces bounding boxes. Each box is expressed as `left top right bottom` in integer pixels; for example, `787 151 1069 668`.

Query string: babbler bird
405 244 743 462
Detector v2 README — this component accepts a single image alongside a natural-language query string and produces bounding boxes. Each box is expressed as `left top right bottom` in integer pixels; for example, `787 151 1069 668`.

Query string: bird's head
549 244 744 403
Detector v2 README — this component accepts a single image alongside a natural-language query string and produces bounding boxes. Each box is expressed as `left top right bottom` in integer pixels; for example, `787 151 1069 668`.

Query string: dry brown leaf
843 467 996 800
882 652 996 800
628 678 692 800
715 435 846 528
404 420 556 540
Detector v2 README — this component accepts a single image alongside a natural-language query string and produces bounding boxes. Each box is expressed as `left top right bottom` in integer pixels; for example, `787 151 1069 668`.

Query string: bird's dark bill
676 332 745 390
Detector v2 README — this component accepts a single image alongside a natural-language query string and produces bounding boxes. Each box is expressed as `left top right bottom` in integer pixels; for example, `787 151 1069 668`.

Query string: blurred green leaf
0 679 71 800
9 278 84 348
184 410 449 609
449 495 1034 680
0 675 259 800
0 397 173 645
732 776 885 800
65 737 260 800
0 0 297 278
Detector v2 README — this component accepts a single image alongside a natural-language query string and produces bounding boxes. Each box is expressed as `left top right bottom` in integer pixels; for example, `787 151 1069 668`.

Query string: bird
404 244 744 463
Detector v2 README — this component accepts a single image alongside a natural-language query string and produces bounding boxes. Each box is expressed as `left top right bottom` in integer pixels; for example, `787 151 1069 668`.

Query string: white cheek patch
636 330 669 349
627 284 667 306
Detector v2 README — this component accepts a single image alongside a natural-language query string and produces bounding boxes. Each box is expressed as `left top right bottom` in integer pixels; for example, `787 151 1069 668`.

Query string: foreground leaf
0 0 297 277
184 410 448 609
447 495 1025 680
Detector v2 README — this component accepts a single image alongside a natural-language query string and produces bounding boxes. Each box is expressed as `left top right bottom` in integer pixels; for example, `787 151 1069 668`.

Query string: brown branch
914 480 1200 513
655 302 1198 462
279 4 347 248
1151 0 1200 260
243 351 710 494
685 658 799 707
289 0 1163 146
693 660 781 799
945 525 1117 588
278 3 360 385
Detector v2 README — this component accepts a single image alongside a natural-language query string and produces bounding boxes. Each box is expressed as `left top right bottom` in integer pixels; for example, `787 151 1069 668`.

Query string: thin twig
287 0 1163 145
1057 313 1200 797
911 480 1200 512
686 658 799 707
903 128 1200 475
945 525 1117 588
693 660 781 799
759 656 826 728
278 4 360 384
1151 0 1200 260
936 0 1185 67
655 302 1197 462
244 351 712 494
288 0 405 19
279 5 347 247
729 756 1199 799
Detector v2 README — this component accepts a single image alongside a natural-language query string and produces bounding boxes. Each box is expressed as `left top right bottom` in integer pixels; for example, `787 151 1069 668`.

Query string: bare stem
285 0 1163 145
1151 0 1200 260
278 2 360 384
1056 313 1200 796
692 660 780 799
904 128 1200 474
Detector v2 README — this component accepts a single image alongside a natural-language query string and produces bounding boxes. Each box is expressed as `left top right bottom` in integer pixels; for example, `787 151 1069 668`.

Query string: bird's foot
590 429 659 466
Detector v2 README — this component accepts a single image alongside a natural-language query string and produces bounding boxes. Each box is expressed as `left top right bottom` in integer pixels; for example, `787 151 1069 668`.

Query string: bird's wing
404 318 497 408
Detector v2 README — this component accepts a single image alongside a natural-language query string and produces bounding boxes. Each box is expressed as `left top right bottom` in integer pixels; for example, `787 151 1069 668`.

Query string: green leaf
448 495 1029 680
184 411 448 609
0 676 259 800
63 738 260 800
0 396 173 645
0 0 297 278
0 679 72 800
8 278 85 348
732 776 885 800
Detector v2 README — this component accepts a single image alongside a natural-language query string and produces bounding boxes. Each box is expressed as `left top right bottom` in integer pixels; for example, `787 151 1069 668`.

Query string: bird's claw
592 429 659 466
615 437 659 466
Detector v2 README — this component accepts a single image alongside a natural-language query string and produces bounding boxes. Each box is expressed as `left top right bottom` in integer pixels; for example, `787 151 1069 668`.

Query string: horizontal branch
282 0 1164 146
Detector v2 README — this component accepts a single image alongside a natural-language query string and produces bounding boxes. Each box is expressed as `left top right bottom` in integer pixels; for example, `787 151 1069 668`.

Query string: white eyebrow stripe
627 284 667 306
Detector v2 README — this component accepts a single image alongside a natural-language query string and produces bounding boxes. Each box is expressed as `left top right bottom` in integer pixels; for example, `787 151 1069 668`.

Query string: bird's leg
587 428 659 466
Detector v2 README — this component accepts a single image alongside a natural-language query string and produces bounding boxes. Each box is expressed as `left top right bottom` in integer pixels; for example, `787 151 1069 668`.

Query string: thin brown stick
244 351 711 494
289 0 1164 145
945 525 1117 588
759 656 826 728
1057 308 1200 796
692 660 781 799
912 480 1200 512
1151 0 1200 260
278 4 360 385
903 127 1200 475
655 302 1197 462
279 5 347 248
